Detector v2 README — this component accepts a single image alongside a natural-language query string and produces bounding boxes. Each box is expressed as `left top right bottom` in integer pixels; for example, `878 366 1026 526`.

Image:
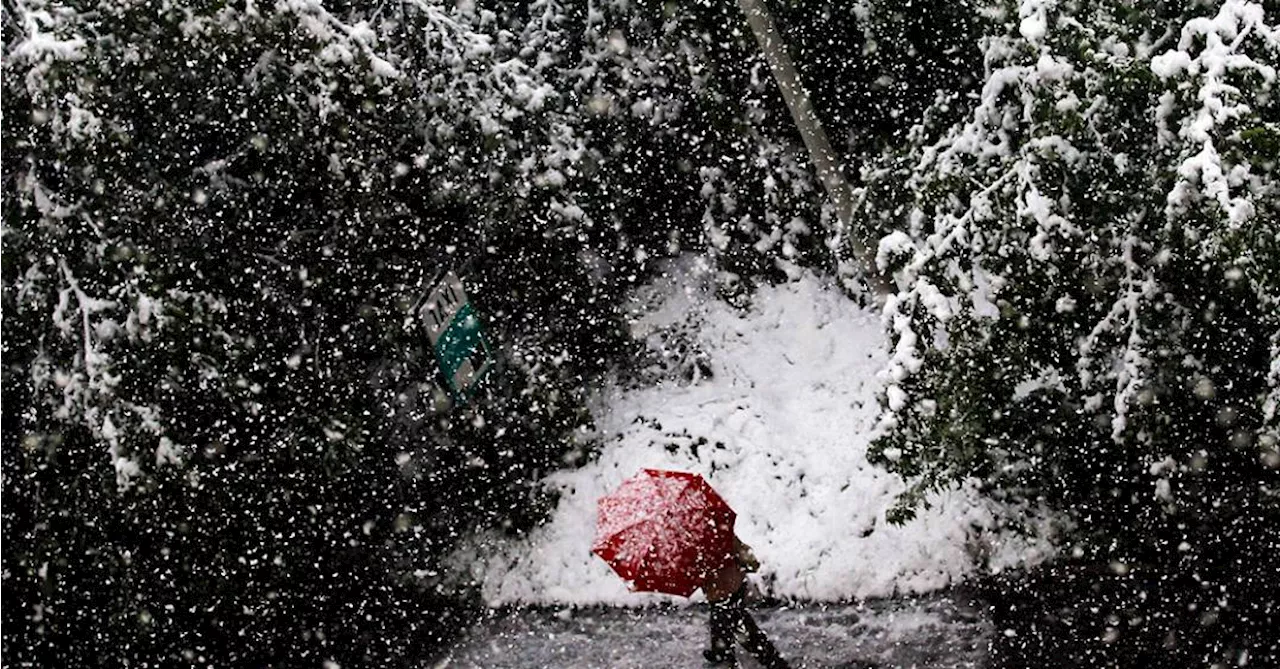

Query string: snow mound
450 264 1054 605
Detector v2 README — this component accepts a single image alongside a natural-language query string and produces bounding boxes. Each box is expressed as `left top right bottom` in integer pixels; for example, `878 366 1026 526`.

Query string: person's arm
734 537 760 573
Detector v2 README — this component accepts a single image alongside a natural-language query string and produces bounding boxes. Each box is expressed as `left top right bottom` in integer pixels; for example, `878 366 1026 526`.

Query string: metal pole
736 0 893 299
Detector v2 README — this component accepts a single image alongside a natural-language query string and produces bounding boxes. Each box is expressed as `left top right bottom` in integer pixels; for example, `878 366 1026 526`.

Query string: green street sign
417 272 492 400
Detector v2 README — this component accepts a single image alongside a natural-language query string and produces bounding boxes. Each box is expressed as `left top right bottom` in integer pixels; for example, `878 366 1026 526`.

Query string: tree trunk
736 0 892 299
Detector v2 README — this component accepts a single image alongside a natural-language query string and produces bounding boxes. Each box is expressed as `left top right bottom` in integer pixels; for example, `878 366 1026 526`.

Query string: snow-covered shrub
2 1 596 663
859 0 1280 661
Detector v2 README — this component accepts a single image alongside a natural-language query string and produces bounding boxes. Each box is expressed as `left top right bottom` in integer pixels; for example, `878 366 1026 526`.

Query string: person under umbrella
700 535 789 668
592 469 790 668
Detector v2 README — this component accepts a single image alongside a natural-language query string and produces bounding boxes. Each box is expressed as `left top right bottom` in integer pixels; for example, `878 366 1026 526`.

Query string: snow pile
450 264 1055 605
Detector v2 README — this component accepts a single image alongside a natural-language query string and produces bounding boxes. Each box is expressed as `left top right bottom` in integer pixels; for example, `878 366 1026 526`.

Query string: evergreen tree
861 0 1280 663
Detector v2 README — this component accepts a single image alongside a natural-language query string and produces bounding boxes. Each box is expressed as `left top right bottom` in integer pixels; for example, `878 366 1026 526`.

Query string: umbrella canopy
591 468 737 597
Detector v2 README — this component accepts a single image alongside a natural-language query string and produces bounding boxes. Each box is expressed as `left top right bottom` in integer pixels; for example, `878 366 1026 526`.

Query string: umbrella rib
604 477 715 546
660 479 698 535
598 479 695 560
598 516 654 547
597 475 686 543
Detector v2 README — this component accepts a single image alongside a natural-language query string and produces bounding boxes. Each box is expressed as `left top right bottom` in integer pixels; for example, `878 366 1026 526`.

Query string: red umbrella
591 468 737 597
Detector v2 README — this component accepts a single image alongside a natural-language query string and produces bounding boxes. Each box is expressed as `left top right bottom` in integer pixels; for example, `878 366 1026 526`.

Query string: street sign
417 272 492 400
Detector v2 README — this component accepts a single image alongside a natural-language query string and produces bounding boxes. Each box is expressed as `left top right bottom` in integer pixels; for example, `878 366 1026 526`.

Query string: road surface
434 589 991 668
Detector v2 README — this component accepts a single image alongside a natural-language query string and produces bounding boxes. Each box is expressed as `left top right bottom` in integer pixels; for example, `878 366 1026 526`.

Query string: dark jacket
702 537 759 602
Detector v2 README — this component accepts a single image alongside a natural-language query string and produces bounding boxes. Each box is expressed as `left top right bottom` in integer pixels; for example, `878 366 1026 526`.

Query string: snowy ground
433 589 992 669
449 261 1054 607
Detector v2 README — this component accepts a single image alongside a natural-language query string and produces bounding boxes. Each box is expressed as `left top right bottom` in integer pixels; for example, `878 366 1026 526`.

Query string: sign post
417 272 493 402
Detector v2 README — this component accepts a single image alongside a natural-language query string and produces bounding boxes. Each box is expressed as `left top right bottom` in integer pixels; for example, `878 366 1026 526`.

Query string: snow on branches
1154 0 1278 228
860 0 1280 523
1 0 572 489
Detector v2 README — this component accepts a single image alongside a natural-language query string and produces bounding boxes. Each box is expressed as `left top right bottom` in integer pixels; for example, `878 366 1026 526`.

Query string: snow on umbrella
591 468 737 597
